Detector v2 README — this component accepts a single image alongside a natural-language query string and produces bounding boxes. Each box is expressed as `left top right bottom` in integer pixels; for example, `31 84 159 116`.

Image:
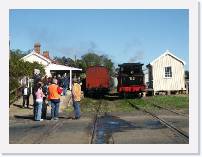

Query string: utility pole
74 55 77 67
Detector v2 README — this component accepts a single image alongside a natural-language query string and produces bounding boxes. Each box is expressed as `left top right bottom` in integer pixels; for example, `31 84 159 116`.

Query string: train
84 66 110 97
117 63 145 98
84 63 146 98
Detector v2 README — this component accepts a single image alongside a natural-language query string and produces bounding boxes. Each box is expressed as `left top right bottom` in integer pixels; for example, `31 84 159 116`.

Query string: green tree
81 53 102 68
53 56 76 67
9 49 45 91
100 55 115 75
81 52 115 75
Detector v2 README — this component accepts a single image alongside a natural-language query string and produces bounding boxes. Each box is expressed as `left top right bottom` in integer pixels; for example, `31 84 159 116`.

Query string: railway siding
10 95 189 144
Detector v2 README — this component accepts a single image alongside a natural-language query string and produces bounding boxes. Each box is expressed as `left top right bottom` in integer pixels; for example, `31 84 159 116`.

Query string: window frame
164 66 172 78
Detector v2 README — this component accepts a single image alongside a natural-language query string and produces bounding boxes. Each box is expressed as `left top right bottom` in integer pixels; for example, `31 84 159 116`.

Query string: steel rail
89 99 115 144
90 100 102 144
128 101 189 141
152 103 187 117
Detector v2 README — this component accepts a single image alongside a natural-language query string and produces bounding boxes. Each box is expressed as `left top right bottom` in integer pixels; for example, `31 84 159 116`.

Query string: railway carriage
85 66 110 96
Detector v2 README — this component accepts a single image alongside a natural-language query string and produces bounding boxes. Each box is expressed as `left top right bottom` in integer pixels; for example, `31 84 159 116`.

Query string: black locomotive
117 63 145 98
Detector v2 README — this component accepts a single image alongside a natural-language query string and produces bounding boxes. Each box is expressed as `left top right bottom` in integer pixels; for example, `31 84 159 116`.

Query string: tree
81 52 115 75
100 55 115 75
9 50 45 91
53 56 76 67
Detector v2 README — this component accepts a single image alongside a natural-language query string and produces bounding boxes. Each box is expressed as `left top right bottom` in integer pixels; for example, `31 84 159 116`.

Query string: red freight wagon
85 66 110 96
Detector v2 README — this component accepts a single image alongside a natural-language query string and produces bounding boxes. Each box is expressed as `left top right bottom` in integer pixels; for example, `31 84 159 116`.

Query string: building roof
21 50 52 64
45 63 82 71
150 50 186 65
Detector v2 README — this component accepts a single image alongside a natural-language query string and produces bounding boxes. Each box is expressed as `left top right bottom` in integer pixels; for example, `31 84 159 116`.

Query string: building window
165 66 172 78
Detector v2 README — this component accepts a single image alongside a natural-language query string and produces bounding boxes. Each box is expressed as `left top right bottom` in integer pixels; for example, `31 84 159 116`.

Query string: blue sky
9 9 189 70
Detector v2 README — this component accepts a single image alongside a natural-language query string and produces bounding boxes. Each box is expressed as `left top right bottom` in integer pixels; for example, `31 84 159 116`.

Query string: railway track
151 103 187 117
89 99 115 144
90 100 102 144
33 120 64 144
128 101 189 142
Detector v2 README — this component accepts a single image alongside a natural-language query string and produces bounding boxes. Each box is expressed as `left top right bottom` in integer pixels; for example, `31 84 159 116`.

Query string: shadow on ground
14 115 34 120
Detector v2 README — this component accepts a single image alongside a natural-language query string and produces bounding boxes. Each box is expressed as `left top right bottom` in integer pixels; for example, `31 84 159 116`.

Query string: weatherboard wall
152 54 185 92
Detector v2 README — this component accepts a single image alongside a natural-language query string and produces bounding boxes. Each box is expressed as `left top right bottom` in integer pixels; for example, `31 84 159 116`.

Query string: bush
9 50 45 91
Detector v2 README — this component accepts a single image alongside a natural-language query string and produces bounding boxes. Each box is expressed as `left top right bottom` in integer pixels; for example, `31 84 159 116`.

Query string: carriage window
165 66 172 78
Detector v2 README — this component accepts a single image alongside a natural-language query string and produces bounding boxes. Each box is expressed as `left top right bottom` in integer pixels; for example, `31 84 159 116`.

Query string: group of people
21 73 82 121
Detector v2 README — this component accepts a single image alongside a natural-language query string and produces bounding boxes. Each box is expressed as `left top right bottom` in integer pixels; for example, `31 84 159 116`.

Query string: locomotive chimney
34 42 41 54
43 51 50 59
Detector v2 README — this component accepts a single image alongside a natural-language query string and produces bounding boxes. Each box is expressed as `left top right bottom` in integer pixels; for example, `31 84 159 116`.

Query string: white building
21 42 52 66
21 43 82 90
146 50 186 94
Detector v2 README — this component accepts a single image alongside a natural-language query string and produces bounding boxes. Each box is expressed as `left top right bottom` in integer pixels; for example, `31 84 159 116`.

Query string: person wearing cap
48 78 62 120
72 77 82 119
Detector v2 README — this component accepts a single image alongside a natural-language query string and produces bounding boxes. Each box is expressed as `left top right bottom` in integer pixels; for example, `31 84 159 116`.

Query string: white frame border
0 0 199 154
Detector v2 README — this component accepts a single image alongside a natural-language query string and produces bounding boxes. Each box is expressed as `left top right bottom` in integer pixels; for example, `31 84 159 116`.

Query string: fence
9 86 23 107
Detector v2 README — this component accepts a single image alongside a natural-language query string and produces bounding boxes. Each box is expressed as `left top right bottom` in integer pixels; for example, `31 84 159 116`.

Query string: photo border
0 0 199 154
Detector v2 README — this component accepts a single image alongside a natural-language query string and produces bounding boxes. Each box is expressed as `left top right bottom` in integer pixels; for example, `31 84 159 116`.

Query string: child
22 85 30 108
34 83 45 121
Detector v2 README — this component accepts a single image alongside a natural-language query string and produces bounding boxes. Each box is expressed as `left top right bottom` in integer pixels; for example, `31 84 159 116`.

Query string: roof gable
22 50 52 64
150 50 185 65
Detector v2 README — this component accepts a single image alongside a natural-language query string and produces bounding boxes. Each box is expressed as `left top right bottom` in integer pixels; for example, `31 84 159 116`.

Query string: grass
66 95 189 114
129 95 189 110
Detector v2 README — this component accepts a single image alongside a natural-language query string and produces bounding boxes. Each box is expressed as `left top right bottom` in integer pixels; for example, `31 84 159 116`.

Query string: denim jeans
63 87 67 96
73 101 81 118
34 101 43 121
51 101 60 119
42 99 47 119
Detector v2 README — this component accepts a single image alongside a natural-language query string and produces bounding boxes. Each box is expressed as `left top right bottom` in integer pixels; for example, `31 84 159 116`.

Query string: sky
9 9 189 70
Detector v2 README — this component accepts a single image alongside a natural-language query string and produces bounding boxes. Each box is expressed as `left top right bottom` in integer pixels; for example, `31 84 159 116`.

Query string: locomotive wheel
137 92 143 98
119 92 126 99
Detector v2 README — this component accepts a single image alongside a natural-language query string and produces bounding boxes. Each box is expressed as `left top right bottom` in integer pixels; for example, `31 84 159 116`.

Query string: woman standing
34 82 45 121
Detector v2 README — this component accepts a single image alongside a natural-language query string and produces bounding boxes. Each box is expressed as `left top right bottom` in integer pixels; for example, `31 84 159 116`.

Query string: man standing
48 79 62 120
72 78 82 119
62 73 69 96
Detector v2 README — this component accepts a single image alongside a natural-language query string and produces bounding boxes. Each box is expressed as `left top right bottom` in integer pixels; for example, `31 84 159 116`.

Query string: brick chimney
34 42 41 54
43 51 50 59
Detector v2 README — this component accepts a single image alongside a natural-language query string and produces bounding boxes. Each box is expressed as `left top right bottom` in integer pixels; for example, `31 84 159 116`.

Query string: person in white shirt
22 85 30 108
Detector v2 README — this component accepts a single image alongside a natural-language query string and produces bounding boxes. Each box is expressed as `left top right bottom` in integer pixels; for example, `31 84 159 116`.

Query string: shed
146 50 186 94
45 63 82 90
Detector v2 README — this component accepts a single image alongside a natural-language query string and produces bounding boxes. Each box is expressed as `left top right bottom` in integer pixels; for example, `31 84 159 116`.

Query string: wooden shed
146 50 186 95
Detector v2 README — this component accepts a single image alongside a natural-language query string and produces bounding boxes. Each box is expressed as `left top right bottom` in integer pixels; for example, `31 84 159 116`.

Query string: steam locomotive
84 63 145 98
117 63 145 98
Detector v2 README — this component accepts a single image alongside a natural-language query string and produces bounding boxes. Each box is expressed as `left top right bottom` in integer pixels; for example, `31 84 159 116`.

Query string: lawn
67 95 189 113
129 95 189 109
